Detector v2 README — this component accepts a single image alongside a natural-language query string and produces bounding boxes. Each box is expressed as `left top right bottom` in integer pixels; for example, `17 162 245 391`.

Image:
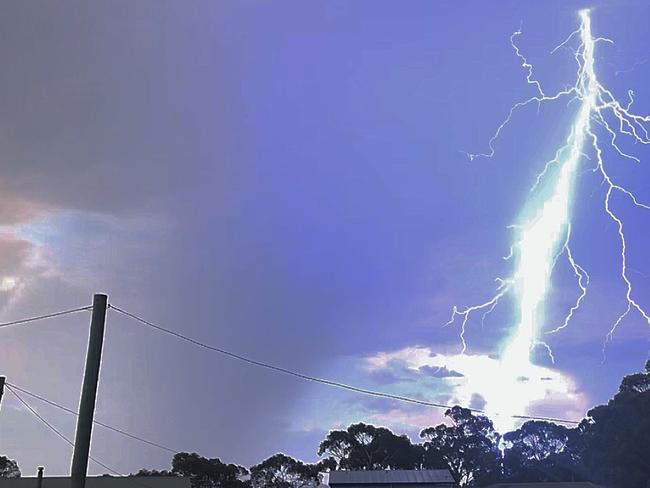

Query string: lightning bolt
447 9 650 384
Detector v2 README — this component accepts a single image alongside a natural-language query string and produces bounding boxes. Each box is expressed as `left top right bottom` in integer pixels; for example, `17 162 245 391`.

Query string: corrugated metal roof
483 483 604 488
328 470 455 485
0 477 190 488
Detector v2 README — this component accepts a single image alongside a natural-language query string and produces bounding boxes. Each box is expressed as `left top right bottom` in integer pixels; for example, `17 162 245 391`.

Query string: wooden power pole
71 293 108 488
0 376 5 411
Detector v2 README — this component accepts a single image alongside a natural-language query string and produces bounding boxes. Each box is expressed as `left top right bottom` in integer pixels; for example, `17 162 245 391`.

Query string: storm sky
1 0 649 477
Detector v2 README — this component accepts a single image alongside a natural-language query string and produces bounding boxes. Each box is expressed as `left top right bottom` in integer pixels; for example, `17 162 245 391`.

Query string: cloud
0 231 58 311
365 346 439 371
0 233 32 272
372 408 445 433
469 393 486 410
362 346 589 433
367 367 416 385
352 396 409 414
0 196 49 226
419 365 464 378
293 344 590 437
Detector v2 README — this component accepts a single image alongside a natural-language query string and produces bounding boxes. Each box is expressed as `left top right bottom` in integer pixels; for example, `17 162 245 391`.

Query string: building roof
0 477 190 488
483 483 604 488
328 470 455 485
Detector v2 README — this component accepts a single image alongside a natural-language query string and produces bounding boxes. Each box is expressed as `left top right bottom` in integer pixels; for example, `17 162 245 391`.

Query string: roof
483 483 604 488
0 477 190 488
328 470 455 485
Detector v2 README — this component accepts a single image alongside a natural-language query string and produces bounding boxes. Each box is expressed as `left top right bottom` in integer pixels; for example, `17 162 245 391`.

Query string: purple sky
1 0 649 478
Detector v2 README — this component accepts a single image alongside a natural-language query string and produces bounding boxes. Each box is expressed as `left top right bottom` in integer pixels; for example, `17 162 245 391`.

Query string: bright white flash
443 10 650 428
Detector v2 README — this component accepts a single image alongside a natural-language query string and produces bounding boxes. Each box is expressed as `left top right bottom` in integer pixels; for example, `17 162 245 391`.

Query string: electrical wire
109 304 581 425
5 382 178 454
7 385 167 488
0 305 93 329
5 384 123 476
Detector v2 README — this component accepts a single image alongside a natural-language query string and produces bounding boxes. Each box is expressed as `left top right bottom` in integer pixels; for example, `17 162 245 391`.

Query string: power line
0 305 93 330
109 304 581 426
7 385 75 448
5 382 178 454
7 385 170 488
5 384 122 476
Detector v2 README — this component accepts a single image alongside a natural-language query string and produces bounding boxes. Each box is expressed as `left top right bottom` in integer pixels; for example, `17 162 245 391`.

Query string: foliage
318 422 425 470
502 421 583 482
572 360 650 488
132 469 177 477
420 407 501 486
171 452 249 488
0 456 20 478
249 453 332 488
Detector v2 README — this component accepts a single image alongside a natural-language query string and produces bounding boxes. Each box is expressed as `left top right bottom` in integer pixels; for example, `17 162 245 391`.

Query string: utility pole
0 376 5 411
71 294 108 488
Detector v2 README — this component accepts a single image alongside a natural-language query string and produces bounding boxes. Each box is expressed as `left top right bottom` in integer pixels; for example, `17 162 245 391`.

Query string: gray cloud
469 393 486 410
419 365 464 378
0 196 48 225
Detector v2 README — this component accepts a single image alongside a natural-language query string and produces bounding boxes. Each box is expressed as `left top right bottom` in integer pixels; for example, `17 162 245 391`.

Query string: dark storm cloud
0 2 209 217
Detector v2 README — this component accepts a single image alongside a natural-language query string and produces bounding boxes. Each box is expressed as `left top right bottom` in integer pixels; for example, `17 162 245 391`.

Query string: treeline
133 360 650 488
2 361 649 488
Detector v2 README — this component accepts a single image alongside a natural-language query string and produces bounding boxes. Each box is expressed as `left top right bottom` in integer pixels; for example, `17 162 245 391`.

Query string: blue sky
0 0 649 477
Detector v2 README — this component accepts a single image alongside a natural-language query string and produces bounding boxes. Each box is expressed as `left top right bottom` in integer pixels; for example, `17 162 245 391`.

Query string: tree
502 421 582 482
618 360 650 395
171 452 249 488
0 456 20 478
132 469 177 477
250 453 332 488
573 361 650 488
420 407 501 486
415 442 448 471
318 423 422 470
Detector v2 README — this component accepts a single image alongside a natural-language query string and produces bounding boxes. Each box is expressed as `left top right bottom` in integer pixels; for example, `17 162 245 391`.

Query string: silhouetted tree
400 442 446 471
0 456 20 478
619 360 650 395
420 407 501 486
249 453 333 488
502 421 582 482
172 452 249 488
318 423 421 470
573 360 650 488
132 469 177 477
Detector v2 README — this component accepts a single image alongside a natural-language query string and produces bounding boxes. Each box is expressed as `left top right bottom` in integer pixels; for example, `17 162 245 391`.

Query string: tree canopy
169 453 249 488
0 456 20 478
249 453 333 488
501 421 582 482
318 422 428 470
420 406 501 486
571 360 650 488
